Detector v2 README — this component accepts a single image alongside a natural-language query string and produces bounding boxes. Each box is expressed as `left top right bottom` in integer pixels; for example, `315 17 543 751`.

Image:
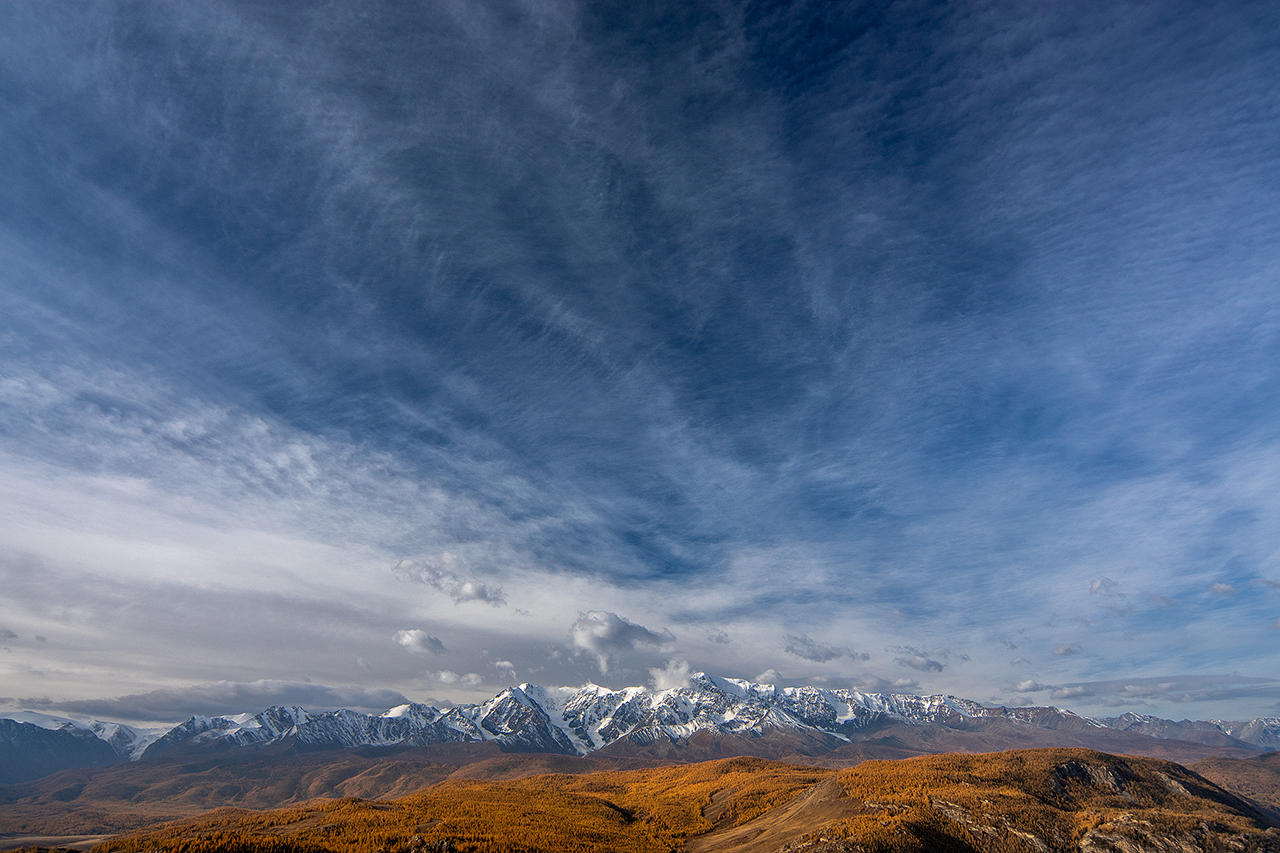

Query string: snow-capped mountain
6 673 1277 779
1097 711 1280 750
130 673 1275 758
0 711 164 759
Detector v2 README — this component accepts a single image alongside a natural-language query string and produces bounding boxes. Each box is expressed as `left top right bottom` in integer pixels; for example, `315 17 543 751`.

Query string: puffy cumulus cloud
649 659 693 691
395 557 506 606
1051 685 1091 699
20 680 411 722
783 634 867 663
394 629 446 654
431 671 484 688
889 646 966 673
1011 680 1049 693
1053 643 1083 656
570 611 673 673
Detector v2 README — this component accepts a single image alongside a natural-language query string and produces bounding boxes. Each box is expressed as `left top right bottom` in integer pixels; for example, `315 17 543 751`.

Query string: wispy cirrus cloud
1 0 1279 719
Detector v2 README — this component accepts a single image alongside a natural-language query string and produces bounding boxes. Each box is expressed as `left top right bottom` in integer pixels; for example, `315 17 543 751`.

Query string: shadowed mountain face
75 750 1280 853
0 720 123 785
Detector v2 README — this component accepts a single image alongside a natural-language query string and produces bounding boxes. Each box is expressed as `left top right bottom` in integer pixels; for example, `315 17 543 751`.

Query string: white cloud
431 670 484 688
649 659 692 691
754 668 783 685
396 557 506 606
394 629 446 654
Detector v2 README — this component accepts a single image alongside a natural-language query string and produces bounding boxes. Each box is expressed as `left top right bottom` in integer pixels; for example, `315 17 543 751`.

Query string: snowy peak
9 674 1279 765
0 711 163 759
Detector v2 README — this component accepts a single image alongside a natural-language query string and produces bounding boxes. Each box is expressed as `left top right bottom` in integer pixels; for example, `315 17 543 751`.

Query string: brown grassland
3 749 1274 853
88 757 828 853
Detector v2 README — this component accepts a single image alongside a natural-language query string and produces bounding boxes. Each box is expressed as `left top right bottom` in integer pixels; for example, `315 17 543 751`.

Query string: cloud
430 671 484 688
1010 657 1031 667
649 659 693 691
570 611 673 673
849 675 922 694
1012 680 1049 692
1211 583 1236 596
396 558 506 606
394 629 446 654
754 668 783 685
888 646 963 673
784 633 867 663
20 681 411 722
1043 675 1280 707
4 1 1280 723
493 660 517 682
1090 578 1119 595
0 629 15 640
896 654 943 673
1053 643 1082 656
708 630 731 644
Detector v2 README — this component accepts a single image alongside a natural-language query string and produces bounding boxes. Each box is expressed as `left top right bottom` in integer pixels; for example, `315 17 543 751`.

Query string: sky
1 0 1279 726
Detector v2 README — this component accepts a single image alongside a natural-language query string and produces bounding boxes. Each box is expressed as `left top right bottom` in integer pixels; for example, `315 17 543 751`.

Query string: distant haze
1 1 1279 724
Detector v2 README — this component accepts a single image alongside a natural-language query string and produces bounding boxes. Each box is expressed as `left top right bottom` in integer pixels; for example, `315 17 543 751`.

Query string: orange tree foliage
89 750 1280 853
92 757 829 853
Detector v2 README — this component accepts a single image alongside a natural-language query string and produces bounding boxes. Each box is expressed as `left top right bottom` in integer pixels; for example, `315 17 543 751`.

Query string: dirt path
688 776 861 853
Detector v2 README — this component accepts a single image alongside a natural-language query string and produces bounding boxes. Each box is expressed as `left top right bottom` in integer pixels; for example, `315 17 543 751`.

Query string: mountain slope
90 751 1280 853
0 720 123 785
131 674 1280 761
6 673 1277 788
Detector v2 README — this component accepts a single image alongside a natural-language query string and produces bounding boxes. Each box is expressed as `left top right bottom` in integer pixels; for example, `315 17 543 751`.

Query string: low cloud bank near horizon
16 681 414 724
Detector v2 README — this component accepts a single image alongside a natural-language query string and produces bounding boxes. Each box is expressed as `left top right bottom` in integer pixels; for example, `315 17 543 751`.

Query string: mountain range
4 673 1278 785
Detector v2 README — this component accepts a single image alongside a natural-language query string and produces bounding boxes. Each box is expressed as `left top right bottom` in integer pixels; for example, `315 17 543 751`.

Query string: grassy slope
86 750 1280 853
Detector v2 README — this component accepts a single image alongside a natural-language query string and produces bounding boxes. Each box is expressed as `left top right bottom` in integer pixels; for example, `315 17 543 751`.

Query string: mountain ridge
4 673 1277 784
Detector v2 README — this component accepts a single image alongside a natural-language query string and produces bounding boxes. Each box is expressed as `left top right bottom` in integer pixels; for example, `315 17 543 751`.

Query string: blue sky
2 0 1279 724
